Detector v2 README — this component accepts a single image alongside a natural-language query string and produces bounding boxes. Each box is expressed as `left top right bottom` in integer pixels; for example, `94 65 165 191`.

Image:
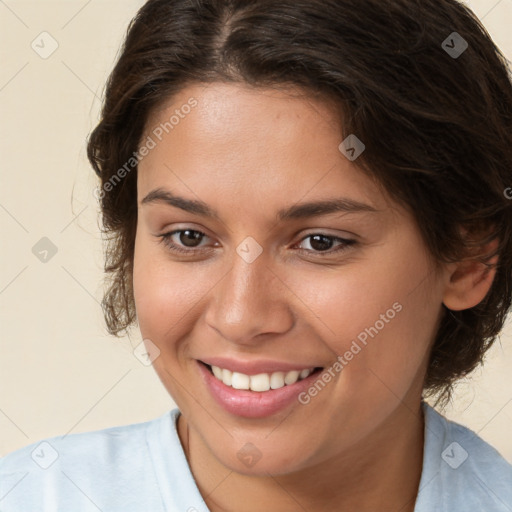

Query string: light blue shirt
1 403 511 511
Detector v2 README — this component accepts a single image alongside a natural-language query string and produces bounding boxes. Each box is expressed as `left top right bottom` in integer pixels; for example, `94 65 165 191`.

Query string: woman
1 0 512 510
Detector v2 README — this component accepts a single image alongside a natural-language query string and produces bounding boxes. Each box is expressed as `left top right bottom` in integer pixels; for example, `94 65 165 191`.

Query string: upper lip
199 357 323 375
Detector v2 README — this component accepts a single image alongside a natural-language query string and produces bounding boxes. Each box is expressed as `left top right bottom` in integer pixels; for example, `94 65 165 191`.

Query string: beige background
1 0 511 463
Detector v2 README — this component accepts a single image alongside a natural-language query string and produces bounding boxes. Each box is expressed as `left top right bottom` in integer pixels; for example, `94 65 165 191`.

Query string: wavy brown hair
87 0 512 399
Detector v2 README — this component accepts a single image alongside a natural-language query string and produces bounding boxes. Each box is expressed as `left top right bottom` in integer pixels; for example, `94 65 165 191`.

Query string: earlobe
442 241 499 312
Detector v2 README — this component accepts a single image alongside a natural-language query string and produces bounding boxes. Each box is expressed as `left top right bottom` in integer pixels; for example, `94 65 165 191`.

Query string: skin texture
133 82 497 512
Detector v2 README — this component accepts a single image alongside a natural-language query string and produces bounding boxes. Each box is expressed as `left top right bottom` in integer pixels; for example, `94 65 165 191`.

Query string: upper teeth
211 365 314 392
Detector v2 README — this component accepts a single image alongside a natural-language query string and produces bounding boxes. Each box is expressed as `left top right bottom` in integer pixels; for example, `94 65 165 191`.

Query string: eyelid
296 227 357 240
293 233 356 255
157 227 357 258
158 228 214 253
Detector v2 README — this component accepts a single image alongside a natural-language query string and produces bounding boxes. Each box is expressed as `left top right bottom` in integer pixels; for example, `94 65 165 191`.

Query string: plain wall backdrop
1 0 512 463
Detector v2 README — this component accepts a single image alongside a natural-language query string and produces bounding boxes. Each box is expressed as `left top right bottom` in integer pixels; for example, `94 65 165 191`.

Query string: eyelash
157 229 356 257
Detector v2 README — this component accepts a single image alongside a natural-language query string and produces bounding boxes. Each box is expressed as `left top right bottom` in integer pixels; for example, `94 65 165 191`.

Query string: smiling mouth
200 362 324 392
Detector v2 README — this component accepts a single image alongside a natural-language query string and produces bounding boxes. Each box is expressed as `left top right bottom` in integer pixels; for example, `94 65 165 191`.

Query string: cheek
132 233 205 343
285 241 440 397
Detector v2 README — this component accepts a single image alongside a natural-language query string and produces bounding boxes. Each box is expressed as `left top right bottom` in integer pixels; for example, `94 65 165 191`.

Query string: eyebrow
140 187 379 221
141 188 220 219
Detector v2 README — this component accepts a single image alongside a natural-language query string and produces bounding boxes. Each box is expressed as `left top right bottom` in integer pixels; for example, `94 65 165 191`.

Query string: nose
204 249 295 345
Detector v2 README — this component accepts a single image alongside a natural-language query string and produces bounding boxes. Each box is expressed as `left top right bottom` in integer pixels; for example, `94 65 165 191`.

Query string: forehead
137 82 390 213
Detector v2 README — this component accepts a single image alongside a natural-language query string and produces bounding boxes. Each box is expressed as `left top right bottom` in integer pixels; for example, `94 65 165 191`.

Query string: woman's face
133 82 447 475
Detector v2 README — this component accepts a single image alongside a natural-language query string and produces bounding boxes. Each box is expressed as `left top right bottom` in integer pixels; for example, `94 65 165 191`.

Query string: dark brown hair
87 0 512 399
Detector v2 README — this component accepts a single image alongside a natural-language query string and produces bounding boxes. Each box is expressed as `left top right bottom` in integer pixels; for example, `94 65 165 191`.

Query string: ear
442 237 499 312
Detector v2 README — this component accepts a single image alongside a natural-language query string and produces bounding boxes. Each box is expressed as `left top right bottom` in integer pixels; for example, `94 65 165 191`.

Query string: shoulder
1 410 175 472
0 409 180 511
415 402 512 512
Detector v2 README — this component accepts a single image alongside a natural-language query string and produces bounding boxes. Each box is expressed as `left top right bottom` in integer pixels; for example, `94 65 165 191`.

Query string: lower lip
197 361 322 419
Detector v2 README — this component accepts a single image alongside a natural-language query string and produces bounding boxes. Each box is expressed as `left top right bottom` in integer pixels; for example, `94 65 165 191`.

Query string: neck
178 400 424 512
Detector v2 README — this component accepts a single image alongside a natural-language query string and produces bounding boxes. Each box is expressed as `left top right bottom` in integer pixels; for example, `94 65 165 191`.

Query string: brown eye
158 229 212 255
178 229 205 247
308 235 335 251
296 234 356 256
